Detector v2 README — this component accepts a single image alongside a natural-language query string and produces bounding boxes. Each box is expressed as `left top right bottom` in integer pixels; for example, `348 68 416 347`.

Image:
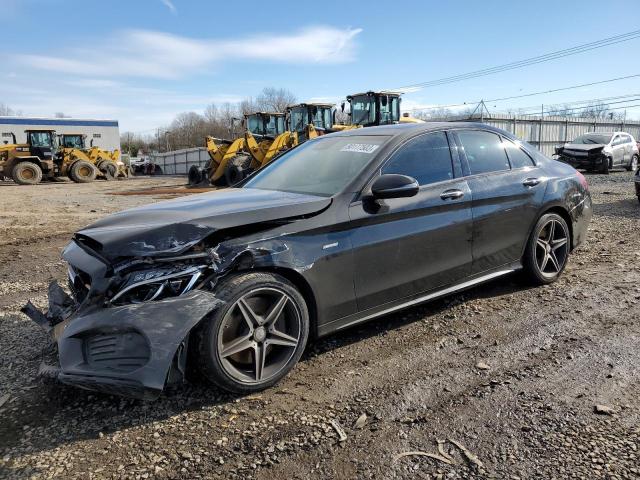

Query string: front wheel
601 156 610 174
194 272 309 394
626 154 638 172
12 161 43 185
522 213 570 285
69 160 97 183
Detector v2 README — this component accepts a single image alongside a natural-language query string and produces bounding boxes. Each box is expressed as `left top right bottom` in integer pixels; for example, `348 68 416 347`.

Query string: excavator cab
245 112 286 138
346 91 402 127
287 103 334 141
59 133 86 149
26 129 58 158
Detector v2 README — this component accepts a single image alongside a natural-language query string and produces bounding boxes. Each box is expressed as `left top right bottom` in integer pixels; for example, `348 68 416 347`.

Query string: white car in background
556 132 639 174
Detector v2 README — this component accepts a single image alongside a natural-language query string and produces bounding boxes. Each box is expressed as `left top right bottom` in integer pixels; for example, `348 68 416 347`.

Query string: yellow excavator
336 91 424 128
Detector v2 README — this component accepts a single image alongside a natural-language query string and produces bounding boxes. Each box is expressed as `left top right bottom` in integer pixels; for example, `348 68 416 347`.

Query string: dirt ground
0 172 638 480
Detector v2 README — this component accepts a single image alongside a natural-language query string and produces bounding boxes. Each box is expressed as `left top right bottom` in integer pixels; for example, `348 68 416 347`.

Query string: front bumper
558 154 606 170
24 286 223 400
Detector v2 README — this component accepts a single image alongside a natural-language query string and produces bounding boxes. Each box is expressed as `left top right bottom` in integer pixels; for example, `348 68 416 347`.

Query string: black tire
69 160 97 183
225 155 252 186
99 160 118 181
601 156 610 174
188 165 204 186
194 272 309 394
626 154 638 172
12 161 43 185
522 213 570 285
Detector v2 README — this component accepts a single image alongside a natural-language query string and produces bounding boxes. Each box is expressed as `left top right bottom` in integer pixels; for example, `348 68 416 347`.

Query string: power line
506 93 640 114
392 30 640 91
406 74 640 113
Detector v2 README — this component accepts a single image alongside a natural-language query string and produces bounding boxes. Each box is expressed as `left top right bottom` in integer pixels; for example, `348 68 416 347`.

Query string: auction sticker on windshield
340 143 380 154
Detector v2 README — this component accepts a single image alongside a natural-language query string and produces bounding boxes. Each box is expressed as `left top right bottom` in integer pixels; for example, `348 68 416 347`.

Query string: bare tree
256 87 297 113
0 103 18 116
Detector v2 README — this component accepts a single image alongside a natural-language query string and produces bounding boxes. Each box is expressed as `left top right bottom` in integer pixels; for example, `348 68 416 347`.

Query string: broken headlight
110 266 204 306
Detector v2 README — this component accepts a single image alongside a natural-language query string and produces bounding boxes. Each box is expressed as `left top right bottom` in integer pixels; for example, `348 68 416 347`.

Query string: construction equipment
0 130 59 185
86 138 128 178
56 134 99 183
338 91 424 128
286 102 336 141
189 112 295 187
59 134 128 180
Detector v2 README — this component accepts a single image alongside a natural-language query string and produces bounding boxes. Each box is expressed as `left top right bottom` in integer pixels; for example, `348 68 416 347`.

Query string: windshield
350 96 376 126
312 107 332 130
62 135 84 148
28 132 53 148
289 107 306 134
572 133 612 145
243 135 390 196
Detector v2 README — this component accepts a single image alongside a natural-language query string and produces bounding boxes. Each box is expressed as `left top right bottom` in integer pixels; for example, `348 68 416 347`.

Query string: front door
349 131 473 311
611 135 625 166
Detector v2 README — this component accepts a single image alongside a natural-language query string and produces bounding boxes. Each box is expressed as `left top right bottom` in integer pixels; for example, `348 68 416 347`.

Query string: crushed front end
22 239 224 400
556 146 607 170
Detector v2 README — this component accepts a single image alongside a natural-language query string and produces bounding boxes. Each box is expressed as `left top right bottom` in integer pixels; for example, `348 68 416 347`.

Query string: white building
0 117 120 151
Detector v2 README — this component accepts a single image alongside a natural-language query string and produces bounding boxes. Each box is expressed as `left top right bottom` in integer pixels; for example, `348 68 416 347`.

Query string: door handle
522 177 541 187
440 189 464 200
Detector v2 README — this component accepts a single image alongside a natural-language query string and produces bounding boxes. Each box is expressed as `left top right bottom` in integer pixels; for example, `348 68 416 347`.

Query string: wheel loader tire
70 161 97 183
99 160 118 181
12 162 43 185
188 165 204 186
225 155 252 186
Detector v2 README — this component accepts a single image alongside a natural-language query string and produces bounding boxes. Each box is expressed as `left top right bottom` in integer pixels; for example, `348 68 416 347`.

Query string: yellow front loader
189 113 296 187
336 91 424 128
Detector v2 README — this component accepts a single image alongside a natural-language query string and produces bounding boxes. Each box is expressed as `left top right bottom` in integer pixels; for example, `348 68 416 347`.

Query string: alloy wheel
535 218 569 278
217 287 301 384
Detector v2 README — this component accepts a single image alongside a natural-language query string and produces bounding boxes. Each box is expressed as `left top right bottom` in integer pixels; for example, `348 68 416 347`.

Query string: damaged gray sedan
24 123 592 399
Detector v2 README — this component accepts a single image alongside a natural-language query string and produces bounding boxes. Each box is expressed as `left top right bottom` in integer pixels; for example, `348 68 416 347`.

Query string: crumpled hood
562 143 606 152
75 188 331 260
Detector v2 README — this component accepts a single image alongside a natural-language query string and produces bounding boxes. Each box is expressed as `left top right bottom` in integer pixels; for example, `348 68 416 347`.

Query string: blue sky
1 0 639 132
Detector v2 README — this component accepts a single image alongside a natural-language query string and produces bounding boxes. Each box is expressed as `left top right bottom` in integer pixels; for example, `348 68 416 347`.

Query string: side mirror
371 174 419 199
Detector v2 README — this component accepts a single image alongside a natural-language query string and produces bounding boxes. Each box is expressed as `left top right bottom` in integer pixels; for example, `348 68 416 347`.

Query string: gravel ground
0 171 638 479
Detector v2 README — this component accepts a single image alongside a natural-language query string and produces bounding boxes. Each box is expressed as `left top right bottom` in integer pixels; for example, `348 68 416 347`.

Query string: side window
624 135 632 144
612 136 621 146
503 138 535 168
381 132 453 185
457 130 510 175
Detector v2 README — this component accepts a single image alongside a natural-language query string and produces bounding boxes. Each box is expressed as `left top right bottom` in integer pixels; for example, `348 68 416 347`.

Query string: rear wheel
626 154 638 172
522 213 570 285
69 160 97 183
12 161 43 185
195 272 309 394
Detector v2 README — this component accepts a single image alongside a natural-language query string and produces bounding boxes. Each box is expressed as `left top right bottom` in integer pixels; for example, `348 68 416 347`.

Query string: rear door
349 130 473 311
453 129 546 274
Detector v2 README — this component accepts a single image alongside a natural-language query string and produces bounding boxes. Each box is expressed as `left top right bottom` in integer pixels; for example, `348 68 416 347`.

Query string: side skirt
317 263 520 337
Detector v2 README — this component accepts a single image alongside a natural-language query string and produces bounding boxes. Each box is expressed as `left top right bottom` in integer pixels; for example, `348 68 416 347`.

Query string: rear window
457 130 510 175
503 138 535 168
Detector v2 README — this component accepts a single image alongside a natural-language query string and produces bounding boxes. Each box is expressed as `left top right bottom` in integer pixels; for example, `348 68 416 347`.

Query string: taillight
576 171 589 190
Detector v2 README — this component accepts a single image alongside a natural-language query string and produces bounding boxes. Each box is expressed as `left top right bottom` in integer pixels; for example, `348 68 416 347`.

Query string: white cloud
160 0 177 14
12 26 362 80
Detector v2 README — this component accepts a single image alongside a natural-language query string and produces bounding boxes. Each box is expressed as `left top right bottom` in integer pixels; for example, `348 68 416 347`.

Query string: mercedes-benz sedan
24 123 592 399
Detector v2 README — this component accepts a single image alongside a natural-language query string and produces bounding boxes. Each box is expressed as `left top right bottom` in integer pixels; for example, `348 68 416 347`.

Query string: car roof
328 121 504 140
